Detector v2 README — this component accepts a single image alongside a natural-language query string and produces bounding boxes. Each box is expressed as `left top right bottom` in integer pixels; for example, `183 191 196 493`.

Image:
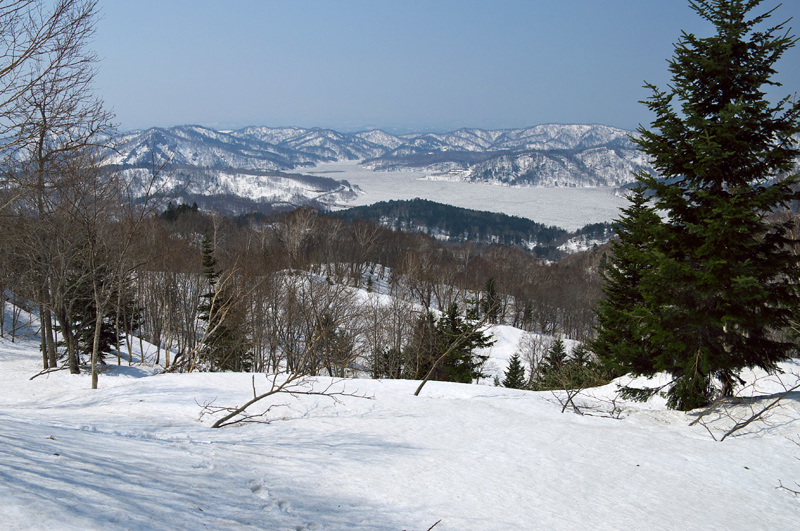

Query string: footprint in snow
271 500 291 515
249 479 269 499
191 457 214 470
249 479 292 515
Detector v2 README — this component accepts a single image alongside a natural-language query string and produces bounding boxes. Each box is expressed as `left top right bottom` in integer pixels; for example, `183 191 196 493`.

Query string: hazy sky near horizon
93 0 800 133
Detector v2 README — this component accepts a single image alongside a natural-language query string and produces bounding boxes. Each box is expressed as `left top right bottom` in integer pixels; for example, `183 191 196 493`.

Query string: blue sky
93 0 800 133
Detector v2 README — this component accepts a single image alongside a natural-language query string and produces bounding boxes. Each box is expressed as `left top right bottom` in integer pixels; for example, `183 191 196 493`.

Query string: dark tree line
333 198 568 246
332 198 614 259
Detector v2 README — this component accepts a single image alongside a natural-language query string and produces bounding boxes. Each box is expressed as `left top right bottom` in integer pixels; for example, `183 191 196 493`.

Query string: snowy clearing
2 317 800 530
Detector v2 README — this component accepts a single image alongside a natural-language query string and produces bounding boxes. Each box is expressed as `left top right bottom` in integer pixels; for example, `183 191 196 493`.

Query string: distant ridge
109 123 654 184
107 124 798 216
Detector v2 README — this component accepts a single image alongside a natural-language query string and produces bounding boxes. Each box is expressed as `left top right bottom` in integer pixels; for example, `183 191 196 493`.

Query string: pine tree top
636 0 800 190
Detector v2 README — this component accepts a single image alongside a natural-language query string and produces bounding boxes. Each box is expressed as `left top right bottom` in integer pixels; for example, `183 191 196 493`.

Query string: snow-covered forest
0 200 604 378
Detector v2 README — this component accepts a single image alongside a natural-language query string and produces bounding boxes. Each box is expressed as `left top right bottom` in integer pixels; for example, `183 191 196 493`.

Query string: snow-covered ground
312 161 628 231
3 310 800 530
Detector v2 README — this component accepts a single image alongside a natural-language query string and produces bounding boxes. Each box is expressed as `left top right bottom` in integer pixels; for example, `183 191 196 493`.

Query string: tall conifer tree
618 0 800 409
197 236 251 372
502 353 527 389
593 185 661 376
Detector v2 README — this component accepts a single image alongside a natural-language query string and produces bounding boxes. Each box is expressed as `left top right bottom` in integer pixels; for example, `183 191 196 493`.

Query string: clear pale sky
92 0 800 133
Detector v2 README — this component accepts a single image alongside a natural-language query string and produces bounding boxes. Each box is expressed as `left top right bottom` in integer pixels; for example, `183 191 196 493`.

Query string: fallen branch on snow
200 373 372 428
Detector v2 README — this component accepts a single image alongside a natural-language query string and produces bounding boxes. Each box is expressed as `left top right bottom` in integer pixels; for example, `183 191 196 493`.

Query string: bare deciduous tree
0 1 103 151
516 332 552 385
0 0 116 374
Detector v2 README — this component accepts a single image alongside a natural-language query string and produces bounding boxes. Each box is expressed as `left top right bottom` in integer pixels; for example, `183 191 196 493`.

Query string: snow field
2 308 800 530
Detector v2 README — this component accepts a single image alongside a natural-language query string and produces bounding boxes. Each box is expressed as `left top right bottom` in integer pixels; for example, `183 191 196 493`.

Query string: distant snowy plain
3 300 800 530
311 161 629 231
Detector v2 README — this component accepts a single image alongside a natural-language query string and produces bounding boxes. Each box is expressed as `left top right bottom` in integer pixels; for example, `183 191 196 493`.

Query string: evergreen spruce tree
197 236 251 372
437 302 495 383
404 303 495 383
481 277 500 323
592 185 661 376
531 339 612 391
403 311 439 379
197 236 219 323
540 337 568 378
60 257 117 363
615 0 800 410
502 353 527 389
570 343 591 368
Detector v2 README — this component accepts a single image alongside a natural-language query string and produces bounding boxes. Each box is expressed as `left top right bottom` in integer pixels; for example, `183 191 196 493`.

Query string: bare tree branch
719 382 800 442
204 372 372 429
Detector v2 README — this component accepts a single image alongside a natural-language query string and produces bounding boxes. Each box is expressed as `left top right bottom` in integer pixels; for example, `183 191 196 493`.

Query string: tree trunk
124 310 134 366
39 304 48 369
55 309 79 374
44 307 57 368
91 280 103 390
115 281 122 365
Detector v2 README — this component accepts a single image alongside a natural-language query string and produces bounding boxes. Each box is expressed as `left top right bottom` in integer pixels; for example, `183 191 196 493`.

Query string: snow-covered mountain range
360 124 653 187
107 124 657 211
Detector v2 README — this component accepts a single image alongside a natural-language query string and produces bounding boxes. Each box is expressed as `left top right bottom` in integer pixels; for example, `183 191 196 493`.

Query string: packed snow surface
2 315 800 529
313 161 628 231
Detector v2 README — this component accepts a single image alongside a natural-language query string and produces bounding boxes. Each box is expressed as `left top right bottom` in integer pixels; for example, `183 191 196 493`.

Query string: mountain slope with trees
331 198 614 259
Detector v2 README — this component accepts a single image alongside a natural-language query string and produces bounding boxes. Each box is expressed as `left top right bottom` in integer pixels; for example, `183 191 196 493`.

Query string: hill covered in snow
2 299 800 530
110 123 650 182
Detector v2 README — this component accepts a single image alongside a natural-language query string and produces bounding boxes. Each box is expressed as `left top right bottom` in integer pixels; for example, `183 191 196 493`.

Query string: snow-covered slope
110 125 319 171
109 125 365 211
359 125 656 187
121 165 359 213
398 123 633 152
226 127 390 161
3 304 800 530
452 146 650 187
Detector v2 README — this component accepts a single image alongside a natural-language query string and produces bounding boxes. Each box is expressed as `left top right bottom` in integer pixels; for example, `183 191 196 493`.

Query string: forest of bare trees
1 190 607 378
144 205 605 377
